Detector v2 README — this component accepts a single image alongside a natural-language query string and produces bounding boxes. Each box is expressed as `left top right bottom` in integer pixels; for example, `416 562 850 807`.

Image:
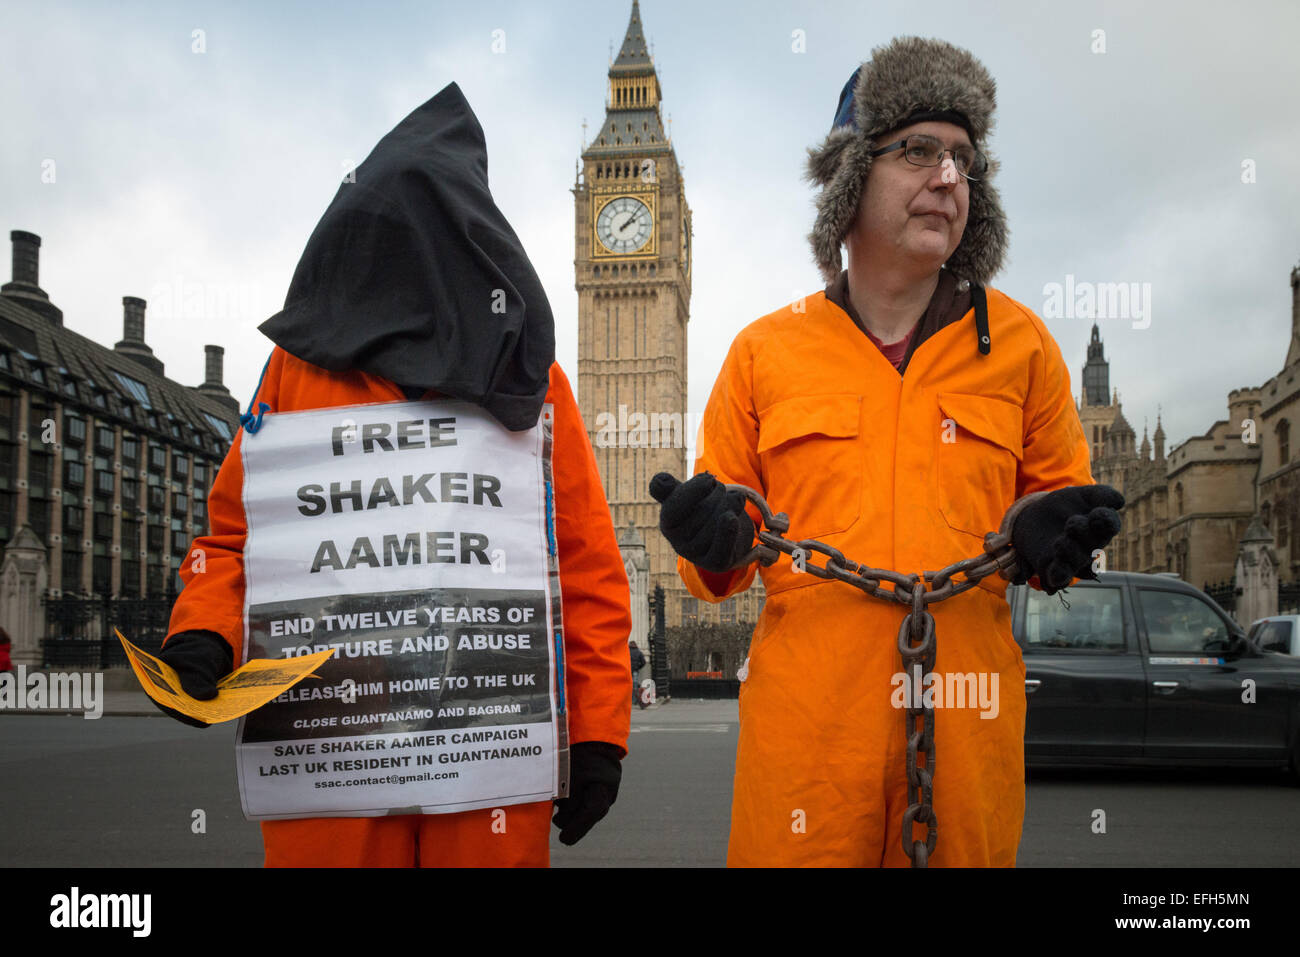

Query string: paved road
1 697 1297 866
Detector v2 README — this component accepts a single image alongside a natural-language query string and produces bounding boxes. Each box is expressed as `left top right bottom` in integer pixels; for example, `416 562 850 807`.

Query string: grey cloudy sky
3 0 1298 460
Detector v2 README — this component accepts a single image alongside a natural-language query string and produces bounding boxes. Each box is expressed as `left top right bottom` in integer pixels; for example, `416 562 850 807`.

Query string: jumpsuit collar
824 268 974 377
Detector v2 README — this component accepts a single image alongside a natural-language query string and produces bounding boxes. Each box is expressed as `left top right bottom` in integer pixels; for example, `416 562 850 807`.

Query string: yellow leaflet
116 629 333 724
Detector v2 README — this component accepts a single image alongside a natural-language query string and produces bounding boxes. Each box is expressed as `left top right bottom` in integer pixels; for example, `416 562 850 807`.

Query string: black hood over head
259 81 555 431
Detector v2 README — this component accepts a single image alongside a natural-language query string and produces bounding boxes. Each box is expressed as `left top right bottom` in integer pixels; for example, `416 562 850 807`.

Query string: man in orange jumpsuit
651 37 1124 866
155 83 632 867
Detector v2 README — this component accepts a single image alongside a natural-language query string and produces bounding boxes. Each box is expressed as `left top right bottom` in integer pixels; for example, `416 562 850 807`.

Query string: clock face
597 197 653 253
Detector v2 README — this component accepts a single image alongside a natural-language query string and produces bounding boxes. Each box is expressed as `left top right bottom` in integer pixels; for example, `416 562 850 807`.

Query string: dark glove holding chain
1011 485 1125 595
151 630 234 729
649 472 756 574
552 741 623 845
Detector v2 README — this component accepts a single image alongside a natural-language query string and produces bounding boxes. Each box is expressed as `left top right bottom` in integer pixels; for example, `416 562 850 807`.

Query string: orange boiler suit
678 285 1095 867
166 347 633 867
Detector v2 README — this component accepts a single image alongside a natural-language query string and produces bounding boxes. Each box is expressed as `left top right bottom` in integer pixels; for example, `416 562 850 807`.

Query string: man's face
846 120 972 273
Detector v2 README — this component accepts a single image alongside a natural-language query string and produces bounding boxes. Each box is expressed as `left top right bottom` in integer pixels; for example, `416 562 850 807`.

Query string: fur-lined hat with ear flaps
805 36 1009 287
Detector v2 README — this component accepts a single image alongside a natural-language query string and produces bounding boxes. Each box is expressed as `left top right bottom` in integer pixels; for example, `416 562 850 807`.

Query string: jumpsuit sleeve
548 363 633 756
164 348 285 662
676 331 763 603
1017 320 1099 593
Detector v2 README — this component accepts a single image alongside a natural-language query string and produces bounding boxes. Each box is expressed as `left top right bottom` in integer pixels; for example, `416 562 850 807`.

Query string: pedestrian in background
630 640 647 707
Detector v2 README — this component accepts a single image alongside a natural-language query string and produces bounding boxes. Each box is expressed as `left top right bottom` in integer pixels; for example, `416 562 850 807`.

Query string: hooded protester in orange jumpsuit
156 82 632 867
651 37 1124 867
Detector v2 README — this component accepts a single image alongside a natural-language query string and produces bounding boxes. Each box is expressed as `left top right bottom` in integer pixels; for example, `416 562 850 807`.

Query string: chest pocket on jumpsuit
934 392 1023 539
756 393 863 540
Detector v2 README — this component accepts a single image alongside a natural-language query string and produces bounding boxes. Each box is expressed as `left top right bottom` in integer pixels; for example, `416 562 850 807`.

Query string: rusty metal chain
725 483 1051 867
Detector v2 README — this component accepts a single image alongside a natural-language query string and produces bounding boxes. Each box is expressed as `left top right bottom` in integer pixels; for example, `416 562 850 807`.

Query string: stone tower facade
1077 322 1118 468
573 1 693 628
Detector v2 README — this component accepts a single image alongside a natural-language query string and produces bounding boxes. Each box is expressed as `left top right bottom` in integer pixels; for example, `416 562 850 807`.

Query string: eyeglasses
869 134 988 182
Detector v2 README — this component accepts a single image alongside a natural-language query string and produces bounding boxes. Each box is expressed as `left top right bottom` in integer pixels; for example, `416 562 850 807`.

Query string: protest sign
235 399 567 820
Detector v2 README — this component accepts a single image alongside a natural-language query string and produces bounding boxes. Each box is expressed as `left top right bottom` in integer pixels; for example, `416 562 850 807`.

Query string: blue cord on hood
239 353 273 435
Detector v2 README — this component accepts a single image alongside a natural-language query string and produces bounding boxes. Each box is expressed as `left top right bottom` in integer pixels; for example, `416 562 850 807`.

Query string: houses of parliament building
1083 264 1300 614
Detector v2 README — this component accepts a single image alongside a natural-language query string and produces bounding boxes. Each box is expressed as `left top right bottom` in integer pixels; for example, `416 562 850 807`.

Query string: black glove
552 741 623 846
151 630 234 729
1011 485 1125 595
649 472 756 574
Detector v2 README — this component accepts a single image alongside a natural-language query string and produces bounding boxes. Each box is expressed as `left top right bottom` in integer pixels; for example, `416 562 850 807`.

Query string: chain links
726 484 1050 867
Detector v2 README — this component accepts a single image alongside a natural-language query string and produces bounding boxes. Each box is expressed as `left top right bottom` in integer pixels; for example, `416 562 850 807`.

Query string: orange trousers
261 801 552 867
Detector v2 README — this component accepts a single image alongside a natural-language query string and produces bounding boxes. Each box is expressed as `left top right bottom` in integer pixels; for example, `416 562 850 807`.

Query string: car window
1255 620 1292 654
1021 586 1124 651
1138 589 1230 654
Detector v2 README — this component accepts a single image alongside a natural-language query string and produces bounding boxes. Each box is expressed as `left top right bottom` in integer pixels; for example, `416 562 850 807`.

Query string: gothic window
1278 506 1289 549
1279 419 1290 464
681 597 698 624
1174 483 1183 515
1263 501 1272 530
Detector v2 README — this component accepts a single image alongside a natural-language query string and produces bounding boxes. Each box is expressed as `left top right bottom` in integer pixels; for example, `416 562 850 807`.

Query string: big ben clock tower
574 1 693 628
